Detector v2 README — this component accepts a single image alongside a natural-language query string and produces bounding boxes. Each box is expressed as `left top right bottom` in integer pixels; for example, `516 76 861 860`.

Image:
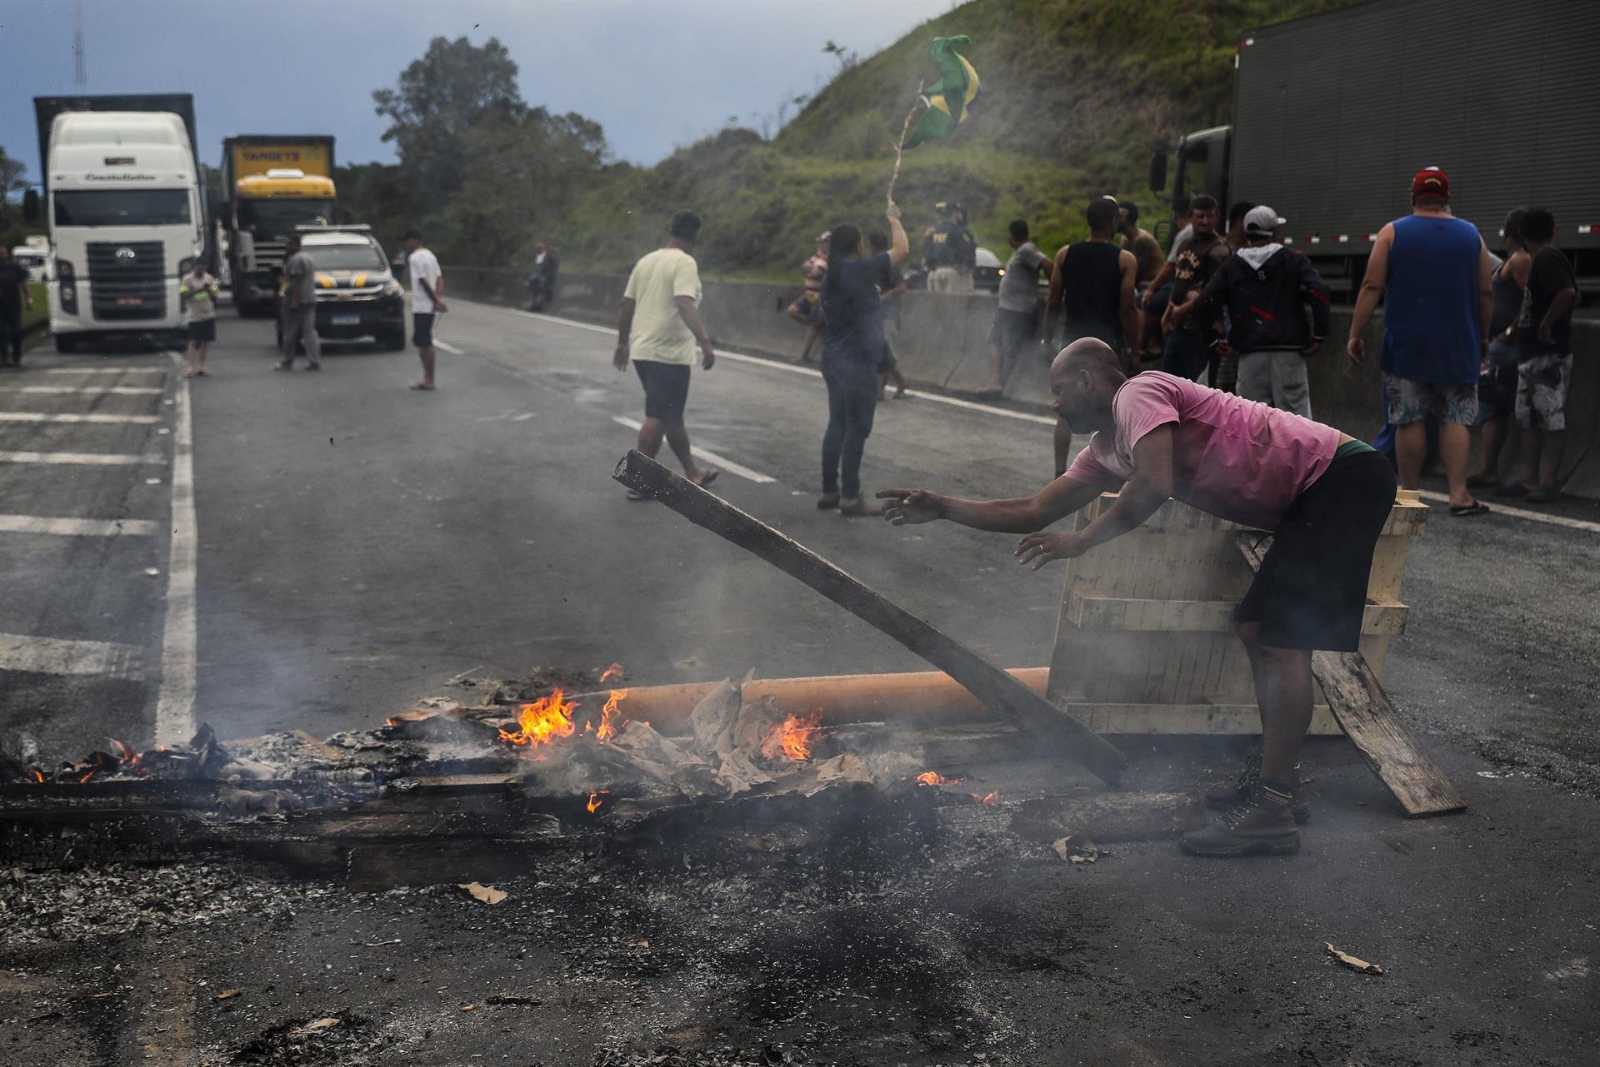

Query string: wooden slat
1067 586 1409 636
1234 533 1465 817
1065 702 1344 736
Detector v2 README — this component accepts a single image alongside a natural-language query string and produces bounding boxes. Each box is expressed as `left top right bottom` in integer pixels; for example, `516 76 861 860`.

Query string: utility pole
73 0 87 90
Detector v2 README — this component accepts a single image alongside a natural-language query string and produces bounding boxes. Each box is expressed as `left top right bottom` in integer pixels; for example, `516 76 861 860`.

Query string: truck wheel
55 334 79 354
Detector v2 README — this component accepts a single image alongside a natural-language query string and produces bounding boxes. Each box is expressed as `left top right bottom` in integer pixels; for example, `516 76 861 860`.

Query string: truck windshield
238 200 337 232
53 189 192 227
304 244 387 271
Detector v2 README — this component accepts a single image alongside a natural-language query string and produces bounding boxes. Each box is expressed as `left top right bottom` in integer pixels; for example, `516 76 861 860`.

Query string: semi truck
1149 0 1600 299
218 135 337 316
28 94 207 351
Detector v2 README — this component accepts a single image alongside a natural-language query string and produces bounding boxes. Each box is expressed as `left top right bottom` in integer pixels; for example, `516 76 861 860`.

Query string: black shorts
988 307 1037 356
1233 450 1396 651
187 319 216 343
635 360 692 423
413 313 435 349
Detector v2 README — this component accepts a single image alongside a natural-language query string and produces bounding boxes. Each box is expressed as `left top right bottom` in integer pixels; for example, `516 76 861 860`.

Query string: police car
276 226 407 351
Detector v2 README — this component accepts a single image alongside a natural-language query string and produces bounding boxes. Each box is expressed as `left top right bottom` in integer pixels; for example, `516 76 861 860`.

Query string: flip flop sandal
409 382 435 391
1449 502 1491 517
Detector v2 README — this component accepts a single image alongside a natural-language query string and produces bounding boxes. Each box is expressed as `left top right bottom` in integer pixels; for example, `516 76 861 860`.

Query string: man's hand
613 343 629 371
877 488 943 525
434 299 449 313
886 201 902 220
1014 529 1088 570
1346 336 1366 365
1213 339 1235 358
699 339 716 370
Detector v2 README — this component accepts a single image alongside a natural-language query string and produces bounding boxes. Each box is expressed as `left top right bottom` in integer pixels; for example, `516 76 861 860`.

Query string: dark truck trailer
1151 0 1600 299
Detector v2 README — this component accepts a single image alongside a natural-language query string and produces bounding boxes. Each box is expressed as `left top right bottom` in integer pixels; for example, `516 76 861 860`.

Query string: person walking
1195 206 1329 419
614 210 719 494
1347 168 1493 516
1502 208 1579 503
867 230 910 400
1468 208 1530 489
527 242 559 311
1159 194 1229 383
1118 200 1164 287
787 233 829 364
274 234 322 372
178 258 221 378
817 204 910 516
923 201 975 294
879 340 1397 858
980 219 1051 399
403 228 446 390
1041 197 1138 475
0 245 35 368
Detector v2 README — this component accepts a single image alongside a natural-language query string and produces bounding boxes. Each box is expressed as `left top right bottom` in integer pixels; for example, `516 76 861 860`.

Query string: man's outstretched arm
1015 425 1174 569
878 473 1107 534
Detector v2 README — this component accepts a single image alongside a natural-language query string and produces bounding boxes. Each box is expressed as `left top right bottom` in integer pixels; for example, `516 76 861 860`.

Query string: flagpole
887 81 926 208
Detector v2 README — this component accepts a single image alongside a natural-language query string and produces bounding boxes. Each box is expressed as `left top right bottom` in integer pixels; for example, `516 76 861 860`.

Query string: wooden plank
1067 587 1409 636
1233 533 1465 817
615 450 1126 785
1065 702 1343 736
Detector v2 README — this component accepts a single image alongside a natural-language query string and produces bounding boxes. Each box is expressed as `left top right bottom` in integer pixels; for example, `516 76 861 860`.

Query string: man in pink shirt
879 338 1396 858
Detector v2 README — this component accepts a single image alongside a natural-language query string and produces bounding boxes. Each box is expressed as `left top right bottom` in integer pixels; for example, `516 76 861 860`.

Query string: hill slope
554 0 1359 279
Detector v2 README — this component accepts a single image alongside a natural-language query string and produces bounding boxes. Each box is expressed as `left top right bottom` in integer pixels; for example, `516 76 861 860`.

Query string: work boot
816 491 840 510
1181 782 1301 858
1203 751 1312 824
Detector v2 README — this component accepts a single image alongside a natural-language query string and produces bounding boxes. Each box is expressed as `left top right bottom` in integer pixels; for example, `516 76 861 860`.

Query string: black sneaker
1203 751 1312 824
1181 783 1301 857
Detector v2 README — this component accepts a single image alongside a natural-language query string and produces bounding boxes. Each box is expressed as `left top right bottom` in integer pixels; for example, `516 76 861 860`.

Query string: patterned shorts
1516 353 1572 432
1383 374 1478 426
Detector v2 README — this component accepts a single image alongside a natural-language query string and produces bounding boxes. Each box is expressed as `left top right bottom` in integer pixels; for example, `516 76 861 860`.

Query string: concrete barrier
449 264 1599 498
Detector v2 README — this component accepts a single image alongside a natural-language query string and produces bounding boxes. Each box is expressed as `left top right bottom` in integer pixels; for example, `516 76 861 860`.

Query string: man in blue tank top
1348 167 1494 516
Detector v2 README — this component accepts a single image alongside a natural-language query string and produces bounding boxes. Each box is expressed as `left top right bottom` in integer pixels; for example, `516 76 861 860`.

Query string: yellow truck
219 136 337 315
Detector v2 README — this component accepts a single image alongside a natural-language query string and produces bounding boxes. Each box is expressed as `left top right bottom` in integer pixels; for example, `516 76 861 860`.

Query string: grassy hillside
553 0 1360 280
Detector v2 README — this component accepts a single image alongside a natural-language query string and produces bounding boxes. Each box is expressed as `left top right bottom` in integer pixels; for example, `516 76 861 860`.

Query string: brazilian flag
903 36 980 149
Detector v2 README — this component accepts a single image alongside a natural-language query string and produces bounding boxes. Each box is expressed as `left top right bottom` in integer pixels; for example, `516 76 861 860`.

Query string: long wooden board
1234 533 1465 817
614 450 1126 785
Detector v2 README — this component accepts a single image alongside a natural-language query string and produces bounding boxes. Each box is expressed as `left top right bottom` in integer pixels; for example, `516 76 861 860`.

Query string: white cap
1243 205 1286 236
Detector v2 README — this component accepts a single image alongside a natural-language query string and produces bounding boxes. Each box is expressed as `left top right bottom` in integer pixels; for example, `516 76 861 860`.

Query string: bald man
879 339 1396 858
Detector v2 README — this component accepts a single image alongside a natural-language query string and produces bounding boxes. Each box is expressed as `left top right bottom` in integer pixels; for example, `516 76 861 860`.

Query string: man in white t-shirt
613 210 719 495
403 227 446 391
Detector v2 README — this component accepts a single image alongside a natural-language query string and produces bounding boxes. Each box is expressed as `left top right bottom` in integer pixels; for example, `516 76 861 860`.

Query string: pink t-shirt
1064 372 1341 530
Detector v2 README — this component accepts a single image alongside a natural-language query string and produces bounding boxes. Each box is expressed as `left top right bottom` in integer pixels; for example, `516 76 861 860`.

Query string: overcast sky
1 0 954 181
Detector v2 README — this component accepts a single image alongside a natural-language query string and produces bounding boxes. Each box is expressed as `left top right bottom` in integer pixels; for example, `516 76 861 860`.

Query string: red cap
1411 167 1449 200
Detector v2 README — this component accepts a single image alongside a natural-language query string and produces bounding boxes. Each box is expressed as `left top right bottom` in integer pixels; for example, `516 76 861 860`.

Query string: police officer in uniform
923 201 977 294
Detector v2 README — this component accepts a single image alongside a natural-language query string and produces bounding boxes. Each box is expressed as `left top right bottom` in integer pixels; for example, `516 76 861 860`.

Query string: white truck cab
43 110 204 351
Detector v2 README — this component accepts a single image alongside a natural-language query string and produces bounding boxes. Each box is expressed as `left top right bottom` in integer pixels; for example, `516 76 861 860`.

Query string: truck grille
87 241 167 321
252 237 288 272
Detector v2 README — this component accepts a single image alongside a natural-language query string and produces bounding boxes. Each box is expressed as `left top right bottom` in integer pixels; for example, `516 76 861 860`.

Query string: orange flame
915 771 966 786
599 662 625 684
587 789 611 813
498 689 580 747
971 790 1000 805
596 689 629 742
761 714 820 762
31 769 45 784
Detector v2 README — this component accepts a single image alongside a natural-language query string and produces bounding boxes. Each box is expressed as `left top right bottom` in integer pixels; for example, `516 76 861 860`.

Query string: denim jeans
821 358 880 499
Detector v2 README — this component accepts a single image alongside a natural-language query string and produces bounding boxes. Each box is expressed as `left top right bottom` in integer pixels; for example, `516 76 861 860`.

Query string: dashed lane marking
1418 491 1600 535
433 339 465 355
610 415 776 484
0 450 165 465
154 354 198 745
0 412 161 425
0 632 144 681
7 385 165 395
44 366 166 374
0 514 158 537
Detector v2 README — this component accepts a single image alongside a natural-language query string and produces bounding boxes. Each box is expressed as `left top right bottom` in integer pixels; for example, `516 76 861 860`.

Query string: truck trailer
29 94 207 351
1150 0 1600 298
219 135 337 316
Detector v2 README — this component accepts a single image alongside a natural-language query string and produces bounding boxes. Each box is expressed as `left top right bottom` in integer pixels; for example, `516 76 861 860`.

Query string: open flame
761 714 820 762
599 662 625 684
915 771 966 786
498 689 580 748
586 789 611 813
596 689 629 742
971 790 1000 805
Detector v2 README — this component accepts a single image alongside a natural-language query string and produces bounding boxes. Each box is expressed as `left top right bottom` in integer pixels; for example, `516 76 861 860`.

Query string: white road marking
0 412 161 424
0 514 158 537
154 355 198 745
0 450 165 465
496 305 1059 427
45 366 165 375
0 632 144 681
1418 490 1600 535
8 385 165 395
434 339 465 355
611 415 776 484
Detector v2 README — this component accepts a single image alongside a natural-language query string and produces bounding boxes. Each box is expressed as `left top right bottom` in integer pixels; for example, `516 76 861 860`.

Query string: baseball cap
1411 166 1450 199
1243 205 1285 237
